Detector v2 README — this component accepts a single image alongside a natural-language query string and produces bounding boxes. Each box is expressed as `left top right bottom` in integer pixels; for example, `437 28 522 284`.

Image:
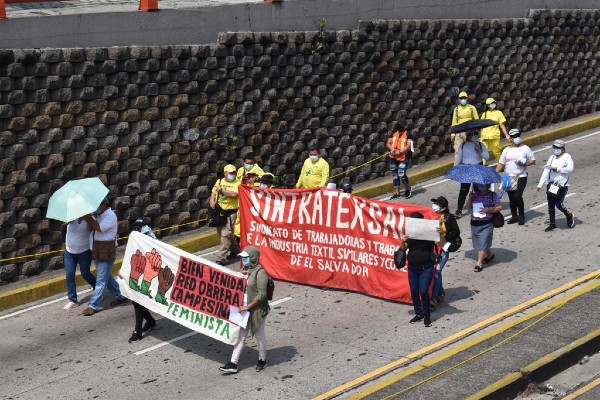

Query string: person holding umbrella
467 184 502 272
453 129 490 218
62 218 96 310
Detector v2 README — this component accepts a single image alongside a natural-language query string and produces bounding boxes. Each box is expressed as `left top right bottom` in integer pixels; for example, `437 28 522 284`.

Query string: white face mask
244 163 253 170
553 148 562 156
459 99 468 106
489 103 497 110
260 183 269 188
431 204 442 213
226 174 236 182
309 155 319 162
512 137 522 145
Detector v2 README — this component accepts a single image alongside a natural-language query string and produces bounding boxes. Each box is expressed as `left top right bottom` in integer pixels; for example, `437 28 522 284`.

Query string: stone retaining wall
1 9 599 282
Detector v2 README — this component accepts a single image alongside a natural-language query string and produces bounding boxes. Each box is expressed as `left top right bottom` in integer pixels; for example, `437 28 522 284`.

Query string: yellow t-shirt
236 164 264 183
451 104 479 126
211 178 240 210
296 157 330 188
479 110 506 140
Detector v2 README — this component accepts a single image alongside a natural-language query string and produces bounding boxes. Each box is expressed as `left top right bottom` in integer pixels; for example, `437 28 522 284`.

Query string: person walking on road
386 118 413 199
63 218 96 310
479 97 509 161
220 246 271 373
82 198 128 316
210 164 241 266
236 153 264 185
467 184 502 272
296 146 330 189
496 129 536 225
430 196 461 311
453 129 490 218
537 140 575 232
451 91 479 160
400 212 435 327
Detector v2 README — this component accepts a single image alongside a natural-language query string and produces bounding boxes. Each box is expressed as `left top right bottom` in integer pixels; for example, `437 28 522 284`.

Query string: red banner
239 186 438 303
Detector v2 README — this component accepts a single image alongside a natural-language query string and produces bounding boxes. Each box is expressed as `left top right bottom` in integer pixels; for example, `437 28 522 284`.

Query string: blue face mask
471 135 479 142
226 174 236 182
553 148 562 156
512 137 522 145
459 99 468 106
489 103 497 110
309 155 319 162
476 184 487 191
241 257 250 267
244 163 253 170
260 183 269 188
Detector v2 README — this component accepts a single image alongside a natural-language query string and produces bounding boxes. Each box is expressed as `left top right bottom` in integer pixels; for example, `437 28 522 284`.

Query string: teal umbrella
46 178 109 223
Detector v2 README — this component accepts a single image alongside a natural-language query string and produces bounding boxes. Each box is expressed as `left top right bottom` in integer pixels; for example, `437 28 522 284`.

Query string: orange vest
389 130 409 161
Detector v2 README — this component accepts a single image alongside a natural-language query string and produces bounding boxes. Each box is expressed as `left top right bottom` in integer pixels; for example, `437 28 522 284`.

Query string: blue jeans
64 250 96 303
432 250 449 300
408 263 433 317
390 158 410 188
88 260 124 310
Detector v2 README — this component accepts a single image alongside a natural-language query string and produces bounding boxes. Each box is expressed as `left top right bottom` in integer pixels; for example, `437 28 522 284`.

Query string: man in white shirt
63 218 96 310
82 198 127 315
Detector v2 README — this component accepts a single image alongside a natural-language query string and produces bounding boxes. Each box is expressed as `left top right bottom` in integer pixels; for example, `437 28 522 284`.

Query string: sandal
483 254 495 264
474 265 483 272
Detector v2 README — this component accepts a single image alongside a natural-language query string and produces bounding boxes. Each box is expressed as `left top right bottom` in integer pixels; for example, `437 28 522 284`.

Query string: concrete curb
468 327 600 400
2 114 600 311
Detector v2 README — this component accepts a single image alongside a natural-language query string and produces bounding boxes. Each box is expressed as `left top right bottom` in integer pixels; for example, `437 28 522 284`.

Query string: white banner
118 231 245 345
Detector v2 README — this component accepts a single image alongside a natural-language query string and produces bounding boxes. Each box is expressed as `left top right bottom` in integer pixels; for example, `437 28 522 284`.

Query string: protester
479 98 509 161
219 246 270 373
467 184 502 272
454 130 490 218
340 182 353 194
537 140 575 232
430 196 460 311
234 173 276 242
399 212 434 327
296 146 330 188
210 164 241 266
82 198 128 316
496 129 536 225
236 153 264 185
62 218 96 310
386 118 413 199
451 91 479 159
127 223 157 343
132 218 157 239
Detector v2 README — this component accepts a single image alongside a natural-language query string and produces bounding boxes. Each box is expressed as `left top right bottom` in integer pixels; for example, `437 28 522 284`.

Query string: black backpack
258 267 275 301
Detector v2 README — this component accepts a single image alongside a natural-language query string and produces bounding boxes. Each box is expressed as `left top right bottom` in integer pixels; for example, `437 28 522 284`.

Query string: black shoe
227 253 238 260
567 212 575 228
410 315 424 324
544 224 557 232
219 362 238 374
128 331 143 343
142 320 157 332
256 359 267 372
215 260 226 266
404 187 412 199
506 217 518 224
454 209 463 219
390 194 400 200
424 315 432 327
110 297 128 307
518 216 525 225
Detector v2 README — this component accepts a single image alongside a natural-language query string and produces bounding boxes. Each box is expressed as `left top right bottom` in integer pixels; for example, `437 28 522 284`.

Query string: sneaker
544 223 556 232
215 260 226 266
409 315 424 324
404 187 412 199
454 209 462 219
82 307 97 316
567 212 575 228
424 315 432 327
142 320 157 332
429 299 437 312
256 359 267 372
219 362 238 374
63 301 78 310
110 297 128 307
518 216 525 225
128 331 143 343
390 193 400 200
506 217 518 224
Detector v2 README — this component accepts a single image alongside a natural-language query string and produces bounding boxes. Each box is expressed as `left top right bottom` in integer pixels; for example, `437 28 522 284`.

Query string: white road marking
134 296 292 355
0 288 93 321
502 192 576 217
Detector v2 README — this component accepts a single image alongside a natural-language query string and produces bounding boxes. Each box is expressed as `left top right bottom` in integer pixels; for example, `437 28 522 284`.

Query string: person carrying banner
62 218 97 310
236 153 264 185
399 212 435 327
296 146 330 188
211 165 241 266
234 173 276 242
219 246 271 374
132 218 157 239
386 118 413 199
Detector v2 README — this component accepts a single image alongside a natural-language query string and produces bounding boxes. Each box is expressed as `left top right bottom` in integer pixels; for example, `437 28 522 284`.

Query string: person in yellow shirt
296 147 330 188
234 173 276 242
236 153 264 185
210 164 241 265
479 98 509 161
451 91 479 159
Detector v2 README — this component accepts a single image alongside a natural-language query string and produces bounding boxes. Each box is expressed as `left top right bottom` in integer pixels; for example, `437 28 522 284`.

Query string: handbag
208 179 228 228
492 212 504 228
394 247 407 269
448 236 462 252
431 247 442 264
93 240 116 261
546 182 560 198
506 175 518 191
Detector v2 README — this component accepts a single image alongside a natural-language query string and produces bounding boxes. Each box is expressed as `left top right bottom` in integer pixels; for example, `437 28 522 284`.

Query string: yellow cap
223 164 236 173
458 91 468 98
485 97 496 105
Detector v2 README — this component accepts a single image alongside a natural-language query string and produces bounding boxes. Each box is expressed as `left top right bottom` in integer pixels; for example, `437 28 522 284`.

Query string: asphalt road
2 128 600 400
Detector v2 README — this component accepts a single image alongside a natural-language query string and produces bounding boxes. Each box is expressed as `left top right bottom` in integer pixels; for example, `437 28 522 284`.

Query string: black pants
457 183 472 211
507 176 528 218
133 301 154 333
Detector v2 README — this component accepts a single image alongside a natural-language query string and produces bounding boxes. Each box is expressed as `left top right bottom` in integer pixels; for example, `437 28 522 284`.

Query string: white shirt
538 153 574 187
455 141 489 166
499 145 535 177
90 207 118 246
66 219 91 254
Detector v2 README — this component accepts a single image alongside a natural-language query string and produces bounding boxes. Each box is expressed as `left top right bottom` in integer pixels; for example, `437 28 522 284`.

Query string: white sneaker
63 301 78 310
